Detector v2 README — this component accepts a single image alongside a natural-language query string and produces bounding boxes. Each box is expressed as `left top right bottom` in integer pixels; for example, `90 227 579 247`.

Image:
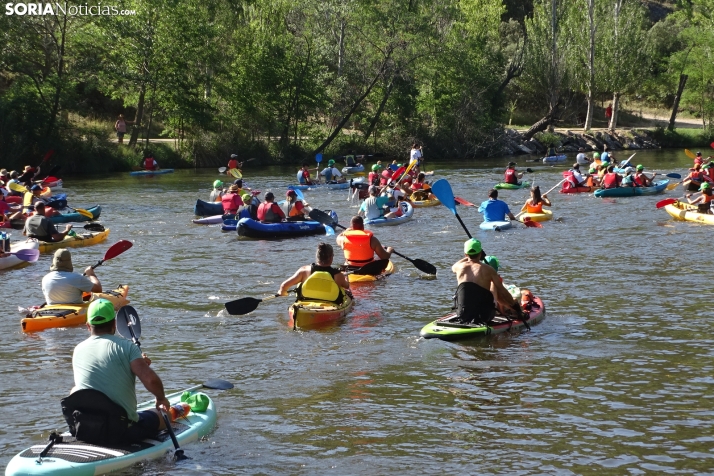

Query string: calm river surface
1 150 713 475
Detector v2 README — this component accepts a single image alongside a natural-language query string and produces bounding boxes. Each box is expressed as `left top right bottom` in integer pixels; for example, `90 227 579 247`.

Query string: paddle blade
41 150 55 163
685 149 696 159
229 168 242 179
116 305 141 340
431 179 457 215
353 259 389 275
225 297 262 315
315 153 323 163
13 248 40 262
309 208 338 228
412 258 437 275
710 142 714 149
656 198 677 209
103 240 133 261
324 225 335 236
666 173 681 179
203 378 234 390
454 196 475 207
526 168 533 173
218 167 227 173
665 182 680 191
523 218 542 228
75 208 93 219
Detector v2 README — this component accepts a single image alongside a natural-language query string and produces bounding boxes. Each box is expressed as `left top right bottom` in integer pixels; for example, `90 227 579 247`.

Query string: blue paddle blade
315 153 323 163
324 225 335 236
666 173 681 179
431 179 457 216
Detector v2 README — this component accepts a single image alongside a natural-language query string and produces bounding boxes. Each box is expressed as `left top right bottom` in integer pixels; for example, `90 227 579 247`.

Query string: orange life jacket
342 229 374 265
526 201 543 213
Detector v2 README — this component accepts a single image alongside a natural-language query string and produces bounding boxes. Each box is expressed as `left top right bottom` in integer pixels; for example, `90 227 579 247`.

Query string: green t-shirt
72 335 143 421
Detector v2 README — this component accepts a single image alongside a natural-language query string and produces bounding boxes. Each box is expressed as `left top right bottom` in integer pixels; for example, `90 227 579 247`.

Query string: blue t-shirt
478 199 511 222
601 151 609 162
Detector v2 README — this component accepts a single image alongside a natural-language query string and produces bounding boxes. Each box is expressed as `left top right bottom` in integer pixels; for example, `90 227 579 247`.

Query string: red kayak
560 185 597 194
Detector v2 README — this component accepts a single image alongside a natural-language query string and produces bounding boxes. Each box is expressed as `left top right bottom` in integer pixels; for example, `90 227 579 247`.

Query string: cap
371 164 382 171
230 154 238 158
508 162 516 167
578 147 584 151
696 151 702 156
30 184 42 191
636 164 644 170
328 159 335 166
87 299 115 325
464 238 482 256
286 189 296 198
213 180 223 188
700 182 711 190
593 152 600 158
483 255 500 272
50 248 73 272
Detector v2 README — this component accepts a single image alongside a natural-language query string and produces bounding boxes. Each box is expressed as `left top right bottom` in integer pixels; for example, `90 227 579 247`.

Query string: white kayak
342 164 365 174
0 241 39 271
6 386 217 476
365 201 414 227
479 220 512 231
191 214 224 225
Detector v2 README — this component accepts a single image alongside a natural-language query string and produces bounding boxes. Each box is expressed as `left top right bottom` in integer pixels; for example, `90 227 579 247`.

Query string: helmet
464 238 482 256
328 159 335 166
636 164 644 171
593 152 600 159
87 299 115 325
483 255 500 272
371 164 382 171
696 151 702 156
213 180 223 188
700 182 711 191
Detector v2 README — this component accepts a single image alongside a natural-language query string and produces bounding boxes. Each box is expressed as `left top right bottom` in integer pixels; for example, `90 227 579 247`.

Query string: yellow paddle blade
76 208 94 219
665 182 680 191
684 149 696 159
229 168 242 179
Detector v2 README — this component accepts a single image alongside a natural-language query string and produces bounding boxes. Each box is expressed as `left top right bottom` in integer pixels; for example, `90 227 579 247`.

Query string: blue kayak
194 199 224 216
49 205 101 224
129 169 174 175
235 211 338 238
479 220 512 231
542 155 567 163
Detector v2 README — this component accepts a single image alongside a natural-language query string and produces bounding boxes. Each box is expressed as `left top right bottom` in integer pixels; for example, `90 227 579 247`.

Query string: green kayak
494 181 530 190
420 293 545 341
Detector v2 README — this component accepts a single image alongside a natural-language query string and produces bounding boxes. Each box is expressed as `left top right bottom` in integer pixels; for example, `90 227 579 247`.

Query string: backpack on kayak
61 389 130 445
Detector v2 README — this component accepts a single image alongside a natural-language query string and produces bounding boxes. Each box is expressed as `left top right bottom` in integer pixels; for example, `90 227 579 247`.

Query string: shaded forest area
0 0 712 172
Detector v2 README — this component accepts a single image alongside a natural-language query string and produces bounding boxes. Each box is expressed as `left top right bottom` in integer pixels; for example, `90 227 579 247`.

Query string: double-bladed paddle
9 248 40 262
83 240 132 275
431 179 473 238
307 208 437 275
685 149 696 159
454 197 474 206
656 197 683 209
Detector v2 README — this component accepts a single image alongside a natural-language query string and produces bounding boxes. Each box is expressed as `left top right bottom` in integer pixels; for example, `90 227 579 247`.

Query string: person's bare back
452 257 494 290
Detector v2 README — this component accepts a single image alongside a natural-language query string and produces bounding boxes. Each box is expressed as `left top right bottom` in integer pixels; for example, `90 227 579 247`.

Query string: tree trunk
583 0 596 131
523 106 558 141
609 91 620 131
337 19 345 77
668 74 688 131
45 14 68 138
128 85 146 148
363 77 395 141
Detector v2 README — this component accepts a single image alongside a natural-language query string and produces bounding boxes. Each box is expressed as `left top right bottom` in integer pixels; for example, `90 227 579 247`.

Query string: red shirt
228 159 238 169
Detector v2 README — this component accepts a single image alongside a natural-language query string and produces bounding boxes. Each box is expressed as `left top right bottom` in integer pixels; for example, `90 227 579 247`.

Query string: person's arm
541 195 552 206
333 271 350 290
278 267 309 295
50 222 72 242
685 193 703 204
491 272 517 309
335 233 345 248
273 203 286 219
83 266 102 292
371 236 393 260
520 200 529 212
130 358 170 413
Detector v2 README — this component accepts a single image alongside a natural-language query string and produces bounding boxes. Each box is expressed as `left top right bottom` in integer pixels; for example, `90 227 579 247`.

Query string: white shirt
576 153 590 165
320 167 342 178
572 170 587 184
410 148 422 162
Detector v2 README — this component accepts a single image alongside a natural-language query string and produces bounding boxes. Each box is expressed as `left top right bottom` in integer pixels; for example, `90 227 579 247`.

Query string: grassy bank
650 127 714 149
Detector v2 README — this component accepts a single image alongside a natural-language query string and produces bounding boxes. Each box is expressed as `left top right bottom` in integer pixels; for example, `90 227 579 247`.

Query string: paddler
221 184 244 216
686 182 714 214
576 147 592 167
410 143 423 167
503 162 523 186
63 298 170 445
601 165 621 189
210 180 224 202
257 192 286 223
41 248 102 304
368 163 383 186
336 216 393 268
682 164 710 191
344 150 357 168
478 189 516 223
633 165 656 187
227 153 242 173
23 202 72 242
358 186 390 221
277 243 350 301
451 239 521 325
410 172 433 201
704 160 714 182
23 184 45 215
520 186 551 215
283 190 309 221
297 163 314 186
142 152 159 171
694 151 704 167
320 159 345 183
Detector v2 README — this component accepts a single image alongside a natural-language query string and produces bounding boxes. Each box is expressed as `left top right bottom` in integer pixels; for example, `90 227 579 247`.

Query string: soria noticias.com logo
5 3 136 15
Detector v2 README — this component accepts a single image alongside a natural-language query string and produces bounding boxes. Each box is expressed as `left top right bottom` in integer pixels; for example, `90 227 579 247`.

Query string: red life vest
228 159 238 169
221 193 243 214
342 229 374 266
257 202 283 222
143 158 156 170
504 168 518 184
602 173 620 189
368 171 380 186
633 173 646 187
704 167 714 181
563 171 578 189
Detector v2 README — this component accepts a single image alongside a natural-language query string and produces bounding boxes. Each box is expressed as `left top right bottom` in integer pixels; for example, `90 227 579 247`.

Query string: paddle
710 142 714 149
685 149 696 159
656 198 678 209
65 206 93 219
37 165 60 182
83 240 133 275
454 197 474 206
666 180 683 191
431 179 472 238
315 153 323 184
9 248 40 262
218 167 226 173
390 250 437 275
115 306 188 461
543 178 567 196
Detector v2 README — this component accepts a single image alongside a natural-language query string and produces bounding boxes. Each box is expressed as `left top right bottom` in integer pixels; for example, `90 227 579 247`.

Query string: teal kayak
49 206 101 224
129 169 174 176
6 386 217 476
494 181 530 190
420 294 545 341
593 179 669 198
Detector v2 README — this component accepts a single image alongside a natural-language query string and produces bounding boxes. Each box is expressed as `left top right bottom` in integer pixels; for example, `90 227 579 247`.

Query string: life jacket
257 202 281 222
705 166 714 181
61 389 130 445
563 171 578 189
368 171 380 186
228 159 238 169
702 190 714 203
689 170 703 183
504 168 518 184
296 265 344 304
380 169 392 186
342 229 374 265
345 155 356 166
526 201 543 213
602 172 620 189
633 173 646 187
221 193 243 213
282 200 304 218
143 157 156 170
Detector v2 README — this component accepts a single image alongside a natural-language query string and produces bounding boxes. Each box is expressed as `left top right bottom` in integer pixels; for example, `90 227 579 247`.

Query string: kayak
5 385 216 476
42 177 63 188
237 213 337 239
342 164 365 174
194 199 224 216
347 260 394 283
129 169 174 175
21 284 130 332
0 241 39 271
191 213 238 225
542 155 567 163
36 229 110 254
518 209 552 223
409 195 441 207
288 291 354 329
420 290 545 341
480 220 512 231
593 179 669 198
291 181 352 190
49 205 101 224
664 201 714 225
494 181 531 190
560 185 597 194
227 168 242 179
365 202 414 227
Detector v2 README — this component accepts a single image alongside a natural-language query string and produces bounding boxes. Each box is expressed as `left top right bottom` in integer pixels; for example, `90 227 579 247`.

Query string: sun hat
30 184 42 191
230 154 238 158
593 152 600 159
213 180 223 188
464 238 482 256
50 249 73 272
87 299 115 325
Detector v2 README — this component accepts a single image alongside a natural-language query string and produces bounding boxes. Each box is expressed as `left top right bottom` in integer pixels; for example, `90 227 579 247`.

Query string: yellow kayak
228 168 242 179
518 209 553 223
37 229 110 253
664 201 714 225
410 195 441 208
347 260 394 283
21 284 130 332
288 291 354 329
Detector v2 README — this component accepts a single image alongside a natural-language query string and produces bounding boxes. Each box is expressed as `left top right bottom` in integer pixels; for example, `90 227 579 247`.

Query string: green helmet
87 299 115 325
700 182 711 191
464 238 482 256
593 152 600 159
483 255 500 272
371 164 382 171
636 164 644 171
328 159 335 166
213 180 223 188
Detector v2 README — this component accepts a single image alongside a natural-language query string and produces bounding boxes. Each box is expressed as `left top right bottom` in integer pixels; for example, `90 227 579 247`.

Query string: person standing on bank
114 114 132 144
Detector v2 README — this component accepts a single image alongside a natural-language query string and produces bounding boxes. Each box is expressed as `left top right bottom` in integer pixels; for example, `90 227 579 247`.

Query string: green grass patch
650 127 714 148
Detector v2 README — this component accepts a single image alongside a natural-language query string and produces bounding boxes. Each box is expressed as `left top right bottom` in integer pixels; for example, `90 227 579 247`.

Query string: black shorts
125 410 160 442
454 282 496 325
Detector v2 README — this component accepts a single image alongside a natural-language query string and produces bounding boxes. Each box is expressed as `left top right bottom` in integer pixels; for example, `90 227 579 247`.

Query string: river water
1 149 713 475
